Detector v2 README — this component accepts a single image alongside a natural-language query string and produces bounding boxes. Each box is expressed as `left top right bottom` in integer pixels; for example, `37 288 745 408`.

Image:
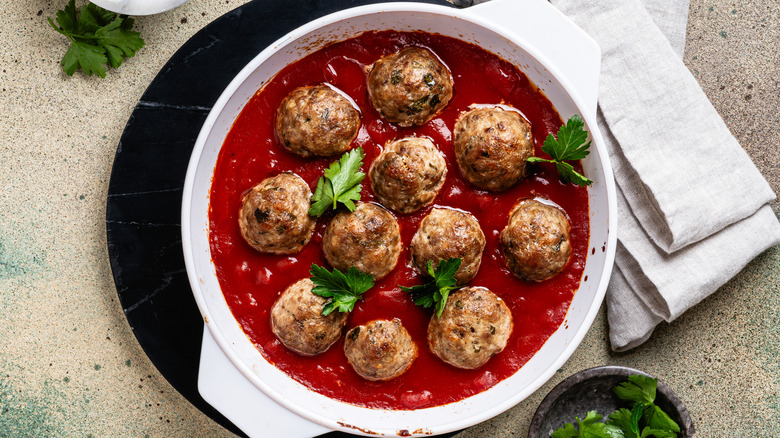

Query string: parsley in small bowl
528 366 695 438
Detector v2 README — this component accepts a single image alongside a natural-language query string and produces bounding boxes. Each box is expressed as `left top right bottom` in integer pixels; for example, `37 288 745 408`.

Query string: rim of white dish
181 2 617 436
90 0 190 15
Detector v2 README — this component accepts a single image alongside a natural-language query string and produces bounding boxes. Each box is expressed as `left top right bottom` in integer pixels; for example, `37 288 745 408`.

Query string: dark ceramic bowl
528 366 696 438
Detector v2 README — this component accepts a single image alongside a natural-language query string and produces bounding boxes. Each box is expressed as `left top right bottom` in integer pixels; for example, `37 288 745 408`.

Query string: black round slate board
105 0 463 436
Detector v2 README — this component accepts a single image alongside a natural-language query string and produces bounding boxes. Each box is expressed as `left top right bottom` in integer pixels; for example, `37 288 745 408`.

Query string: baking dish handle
468 0 601 115
198 327 332 438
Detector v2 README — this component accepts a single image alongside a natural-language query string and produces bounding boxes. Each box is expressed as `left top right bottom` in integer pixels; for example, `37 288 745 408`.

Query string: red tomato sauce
209 31 589 409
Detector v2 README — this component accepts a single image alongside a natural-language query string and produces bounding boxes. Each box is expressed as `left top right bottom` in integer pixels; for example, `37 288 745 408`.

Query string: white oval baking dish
182 0 617 436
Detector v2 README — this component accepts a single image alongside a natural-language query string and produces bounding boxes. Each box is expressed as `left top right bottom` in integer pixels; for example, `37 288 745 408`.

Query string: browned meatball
238 173 315 254
275 85 360 157
270 278 348 356
322 203 402 279
344 318 417 381
410 208 486 284
453 107 534 191
367 47 453 126
500 199 571 282
427 287 513 369
369 137 447 214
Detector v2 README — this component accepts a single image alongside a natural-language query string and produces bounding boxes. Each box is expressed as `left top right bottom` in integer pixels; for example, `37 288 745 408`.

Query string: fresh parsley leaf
614 375 657 405
55 0 78 33
550 422 581 438
608 408 639 438
609 375 680 437
309 264 374 315
308 147 366 217
48 0 145 77
76 3 101 33
629 403 645 436
400 258 461 318
553 160 593 187
551 411 624 438
546 114 591 161
96 17 145 68
598 424 627 438
580 411 625 438
61 39 108 77
642 405 680 434
86 3 117 29
639 428 677 438
526 114 593 186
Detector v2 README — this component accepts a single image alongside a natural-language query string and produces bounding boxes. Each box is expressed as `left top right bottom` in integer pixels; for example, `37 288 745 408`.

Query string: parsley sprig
400 258 461 318
309 264 374 316
551 375 681 438
551 411 624 438
527 114 593 187
48 0 145 78
610 375 681 438
308 147 366 217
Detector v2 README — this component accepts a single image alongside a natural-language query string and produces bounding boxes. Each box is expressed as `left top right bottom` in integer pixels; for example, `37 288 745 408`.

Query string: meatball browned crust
369 137 447 214
427 286 513 369
271 278 349 356
275 85 360 157
367 47 453 126
500 199 572 282
410 208 486 284
453 107 534 191
322 203 402 279
238 173 315 254
344 318 417 381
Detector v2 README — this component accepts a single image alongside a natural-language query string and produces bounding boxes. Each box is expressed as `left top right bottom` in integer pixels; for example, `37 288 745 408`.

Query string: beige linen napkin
548 0 780 350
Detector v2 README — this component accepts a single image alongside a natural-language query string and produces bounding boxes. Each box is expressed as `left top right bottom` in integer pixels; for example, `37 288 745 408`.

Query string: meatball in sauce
410 208 486 284
428 287 513 370
322 202 402 280
367 47 453 126
344 318 417 381
238 173 315 254
275 84 360 157
500 198 572 282
453 106 534 192
369 136 447 214
271 278 348 356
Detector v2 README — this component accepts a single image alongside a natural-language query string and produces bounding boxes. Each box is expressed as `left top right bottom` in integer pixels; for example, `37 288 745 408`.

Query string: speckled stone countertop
0 0 777 436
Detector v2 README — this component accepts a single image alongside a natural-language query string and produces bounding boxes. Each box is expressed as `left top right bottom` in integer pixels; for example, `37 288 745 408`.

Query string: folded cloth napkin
546 0 780 350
